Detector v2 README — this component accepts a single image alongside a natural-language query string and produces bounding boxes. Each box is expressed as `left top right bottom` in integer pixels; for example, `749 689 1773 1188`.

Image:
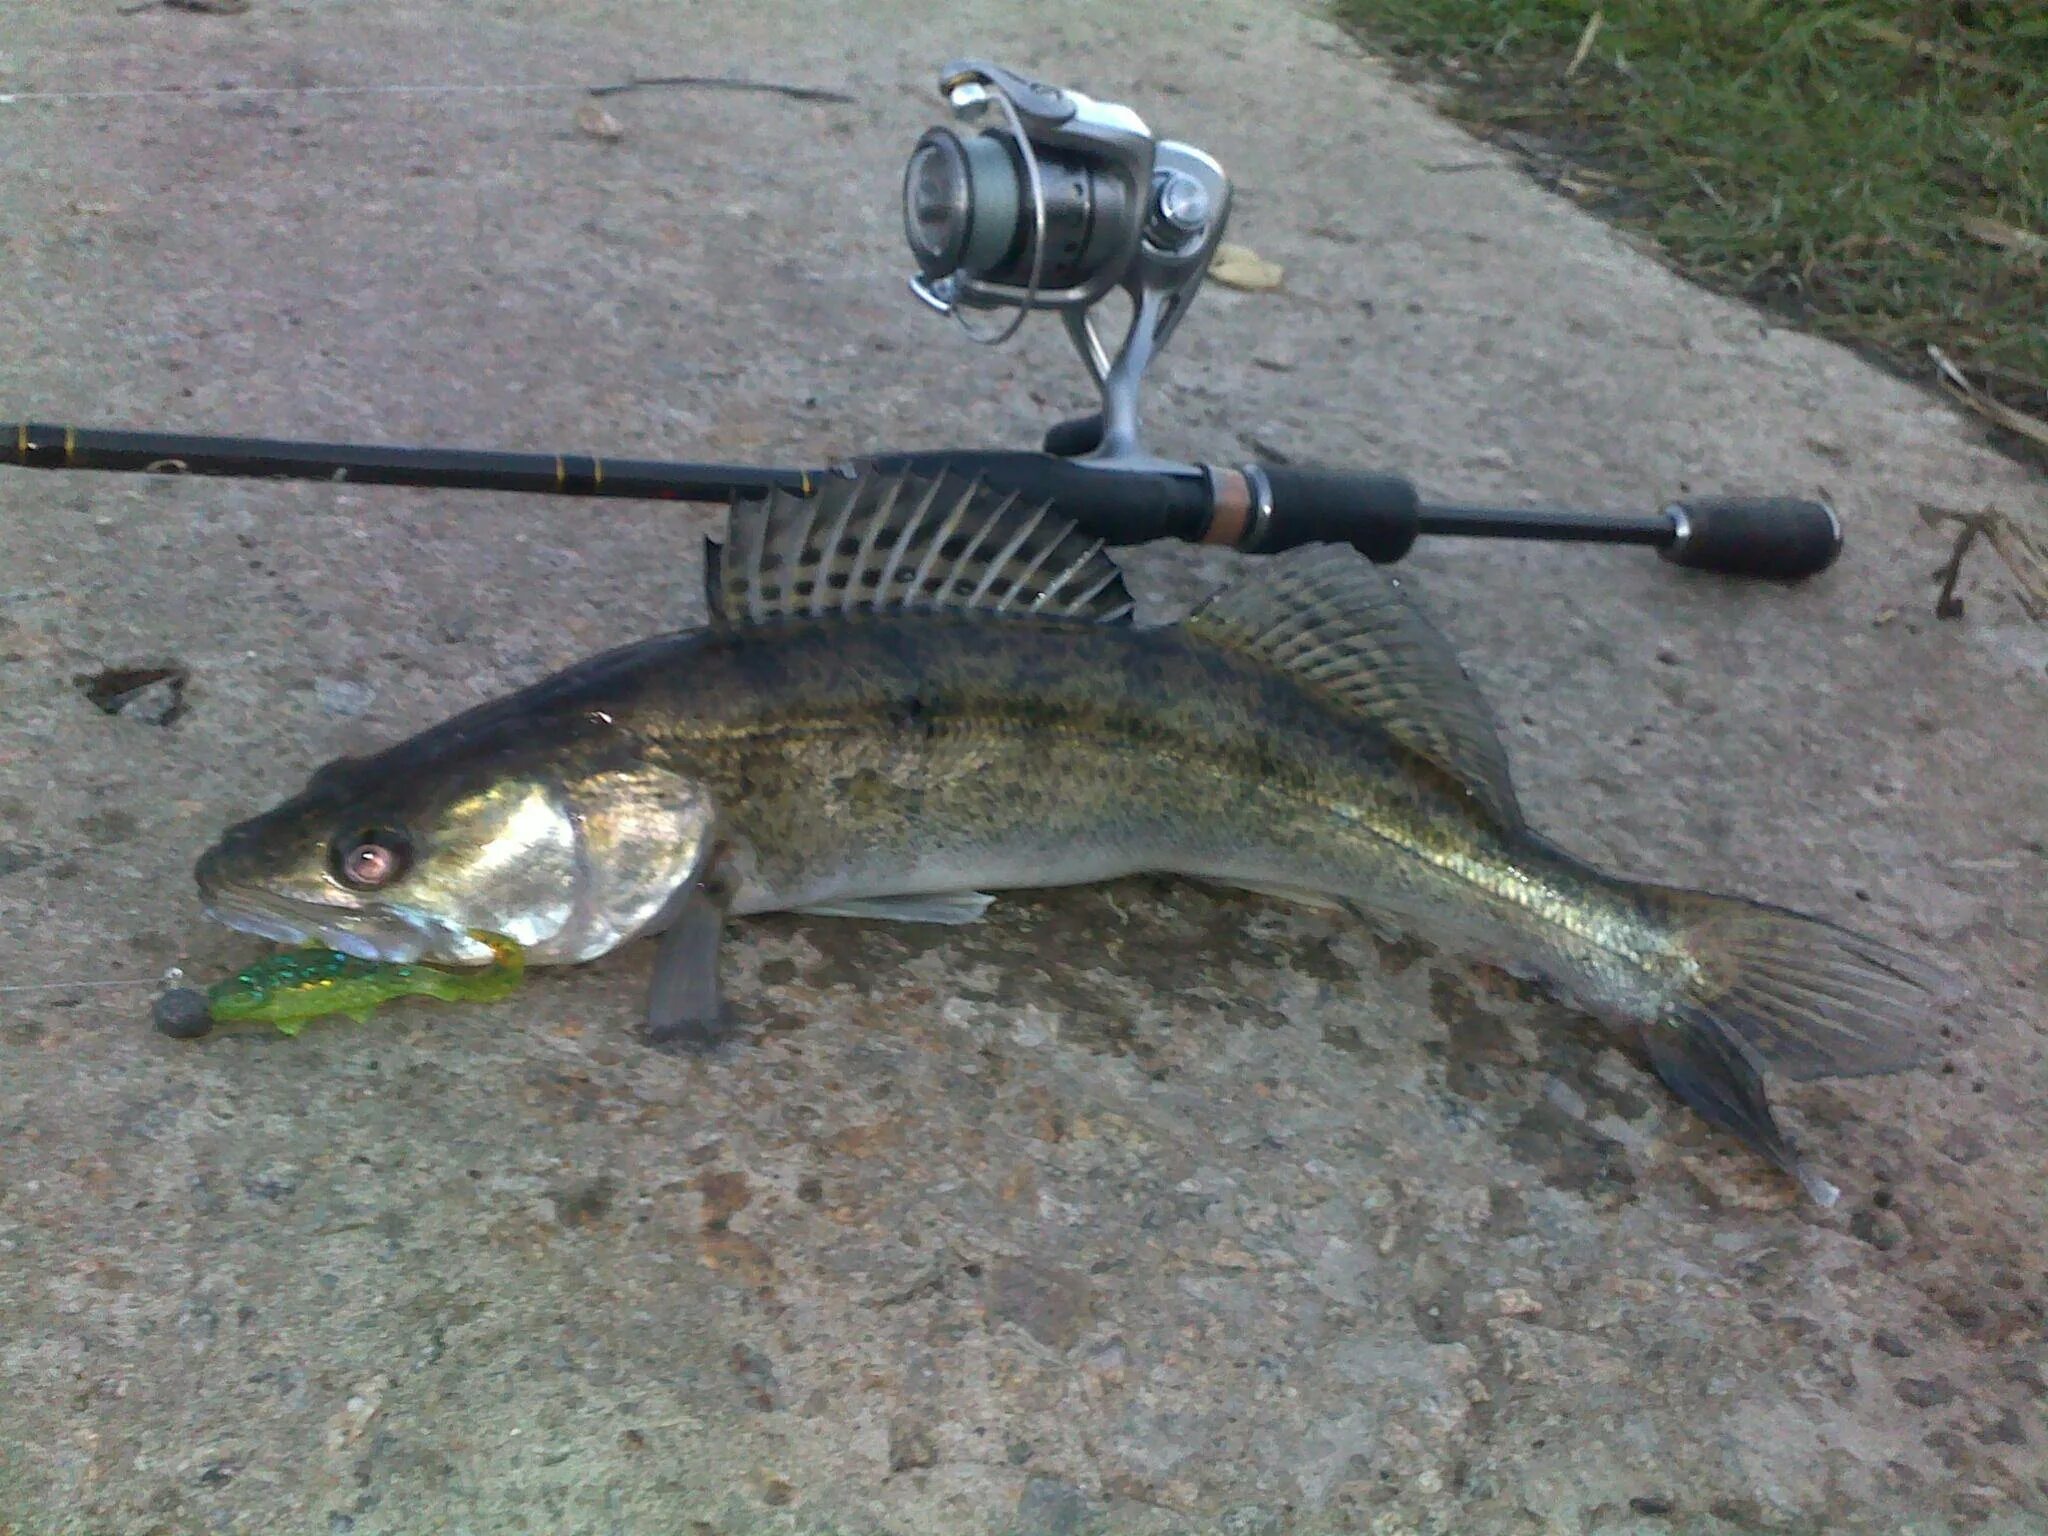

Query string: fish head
196 723 719 966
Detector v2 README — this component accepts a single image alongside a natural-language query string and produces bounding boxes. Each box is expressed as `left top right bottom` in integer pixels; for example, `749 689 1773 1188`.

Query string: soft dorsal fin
1183 545 1522 826
705 470 1135 628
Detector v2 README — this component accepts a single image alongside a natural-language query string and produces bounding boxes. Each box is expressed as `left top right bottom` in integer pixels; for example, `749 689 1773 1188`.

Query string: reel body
901 61 1232 472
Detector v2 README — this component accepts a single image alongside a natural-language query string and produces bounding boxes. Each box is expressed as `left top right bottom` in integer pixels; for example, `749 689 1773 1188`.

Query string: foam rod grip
1658 497 1843 581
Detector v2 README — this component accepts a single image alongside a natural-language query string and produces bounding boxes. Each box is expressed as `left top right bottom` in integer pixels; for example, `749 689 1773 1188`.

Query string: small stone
1629 1495 1675 1515
694 1169 751 1230
120 678 184 725
2002 1358 2046 1397
576 100 625 142
1681 1154 1799 1212
1850 1208 1908 1251
1017 1476 1098 1536
986 1258 1093 1352
887 1416 938 1472
321 1375 387 1450
314 677 375 717
153 987 214 1039
1938 1126 1988 1165
729 1343 779 1411
1207 1240 1259 1270
1084 1339 1129 1384
1976 1408 2028 1446
1872 1330 1913 1358
1251 339 1297 372
0 843 47 878
1895 1377 1956 1409
1494 1287 1543 1318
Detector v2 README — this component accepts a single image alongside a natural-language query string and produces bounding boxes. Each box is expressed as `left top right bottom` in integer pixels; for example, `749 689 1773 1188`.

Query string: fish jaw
198 886 498 966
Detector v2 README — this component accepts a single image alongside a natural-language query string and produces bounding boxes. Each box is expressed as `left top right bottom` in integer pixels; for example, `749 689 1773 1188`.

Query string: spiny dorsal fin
705 470 1135 628
1183 545 1522 826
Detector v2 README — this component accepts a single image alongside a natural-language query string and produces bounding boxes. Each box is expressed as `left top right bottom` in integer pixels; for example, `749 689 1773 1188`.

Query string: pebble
116 678 184 726
1894 1377 1956 1409
1494 1287 1543 1318
314 678 375 717
153 988 214 1039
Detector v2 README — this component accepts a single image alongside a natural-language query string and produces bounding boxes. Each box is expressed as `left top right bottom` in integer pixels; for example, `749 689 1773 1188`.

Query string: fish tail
1634 885 1966 1204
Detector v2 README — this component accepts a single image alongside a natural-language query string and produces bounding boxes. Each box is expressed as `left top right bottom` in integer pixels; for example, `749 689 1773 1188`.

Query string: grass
1329 0 2048 461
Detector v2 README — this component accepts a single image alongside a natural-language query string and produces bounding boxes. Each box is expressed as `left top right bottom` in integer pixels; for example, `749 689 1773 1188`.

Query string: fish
202 929 525 1034
193 469 1964 1200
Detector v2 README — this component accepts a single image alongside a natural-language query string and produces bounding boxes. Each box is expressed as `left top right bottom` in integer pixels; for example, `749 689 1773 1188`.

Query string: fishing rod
2 59 1843 583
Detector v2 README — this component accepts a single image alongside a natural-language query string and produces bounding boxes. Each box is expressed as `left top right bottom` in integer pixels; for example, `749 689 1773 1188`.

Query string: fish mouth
199 889 482 965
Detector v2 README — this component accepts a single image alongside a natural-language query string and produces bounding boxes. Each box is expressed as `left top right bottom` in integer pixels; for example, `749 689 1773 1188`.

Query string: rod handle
1658 497 1842 581
1250 464 1420 562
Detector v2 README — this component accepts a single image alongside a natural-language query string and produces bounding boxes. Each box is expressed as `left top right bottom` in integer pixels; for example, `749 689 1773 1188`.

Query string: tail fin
1643 890 1967 1206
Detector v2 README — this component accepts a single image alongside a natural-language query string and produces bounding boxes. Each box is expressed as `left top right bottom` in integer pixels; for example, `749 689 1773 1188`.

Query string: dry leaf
1848 19 2008 77
1210 243 1284 292
1565 11 1604 79
1930 345 2048 450
575 100 624 142
1960 215 2047 262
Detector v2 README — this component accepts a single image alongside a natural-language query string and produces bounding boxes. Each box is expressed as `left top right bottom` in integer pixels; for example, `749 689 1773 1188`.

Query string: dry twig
1920 503 2048 623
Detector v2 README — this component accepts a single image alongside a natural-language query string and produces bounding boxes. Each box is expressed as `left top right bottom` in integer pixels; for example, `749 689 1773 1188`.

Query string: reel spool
900 60 1233 472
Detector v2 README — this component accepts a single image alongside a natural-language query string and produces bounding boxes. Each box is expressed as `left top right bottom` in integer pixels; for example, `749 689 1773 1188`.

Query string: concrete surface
1 2 2043 1532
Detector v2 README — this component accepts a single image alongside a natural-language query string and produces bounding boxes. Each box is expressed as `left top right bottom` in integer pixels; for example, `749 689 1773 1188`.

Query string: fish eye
331 826 413 890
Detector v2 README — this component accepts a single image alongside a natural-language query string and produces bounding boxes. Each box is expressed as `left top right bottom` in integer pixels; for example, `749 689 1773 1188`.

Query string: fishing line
0 75 853 106
0 82 599 105
0 978 163 992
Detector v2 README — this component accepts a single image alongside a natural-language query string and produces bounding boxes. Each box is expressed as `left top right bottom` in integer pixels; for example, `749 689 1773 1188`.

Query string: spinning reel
902 60 1231 470
1 57 1845 583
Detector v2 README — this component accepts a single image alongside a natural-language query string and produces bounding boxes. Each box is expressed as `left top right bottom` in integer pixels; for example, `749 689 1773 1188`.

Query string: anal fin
791 891 996 926
1203 877 1347 913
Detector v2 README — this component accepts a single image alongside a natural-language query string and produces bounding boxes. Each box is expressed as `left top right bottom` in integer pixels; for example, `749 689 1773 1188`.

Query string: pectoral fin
645 858 740 1052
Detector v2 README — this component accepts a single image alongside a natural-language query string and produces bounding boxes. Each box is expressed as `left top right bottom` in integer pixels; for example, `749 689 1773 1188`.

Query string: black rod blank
3 423 810 501
2 420 1842 578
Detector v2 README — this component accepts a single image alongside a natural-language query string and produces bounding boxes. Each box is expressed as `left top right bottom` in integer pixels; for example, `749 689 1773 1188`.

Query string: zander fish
193 471 1963 1199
